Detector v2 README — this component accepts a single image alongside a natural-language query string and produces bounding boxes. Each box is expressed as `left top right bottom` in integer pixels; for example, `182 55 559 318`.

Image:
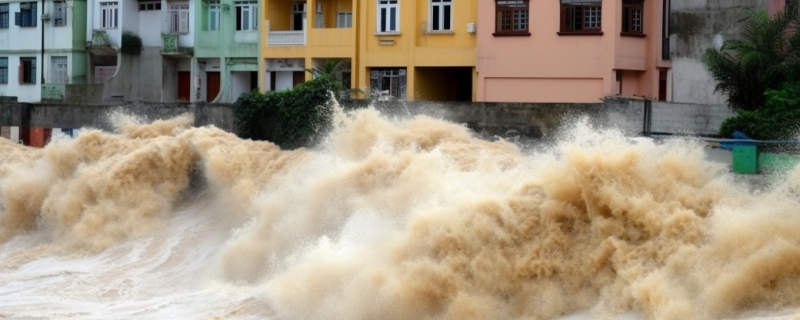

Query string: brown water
1 107 800 320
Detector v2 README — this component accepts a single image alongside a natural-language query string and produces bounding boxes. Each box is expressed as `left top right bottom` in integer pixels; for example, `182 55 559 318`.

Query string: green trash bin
732 145 758 174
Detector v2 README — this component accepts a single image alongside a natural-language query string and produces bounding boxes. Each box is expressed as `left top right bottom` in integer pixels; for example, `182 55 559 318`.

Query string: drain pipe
40 0 45 85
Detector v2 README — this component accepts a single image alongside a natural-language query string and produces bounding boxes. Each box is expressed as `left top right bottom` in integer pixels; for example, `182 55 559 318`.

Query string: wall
650 100 734 135
101 48 165 102
0 98 735 142
669 0 765 105
476 0 669 103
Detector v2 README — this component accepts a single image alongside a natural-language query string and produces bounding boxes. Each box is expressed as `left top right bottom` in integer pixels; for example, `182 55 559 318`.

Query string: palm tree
702 2 800 111
306 59 349 93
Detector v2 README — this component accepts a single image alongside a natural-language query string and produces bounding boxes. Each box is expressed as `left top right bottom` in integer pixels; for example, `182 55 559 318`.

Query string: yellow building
260 0 477 101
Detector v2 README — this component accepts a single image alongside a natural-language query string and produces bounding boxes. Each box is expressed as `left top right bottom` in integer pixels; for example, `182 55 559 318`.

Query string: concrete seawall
0 98 734 141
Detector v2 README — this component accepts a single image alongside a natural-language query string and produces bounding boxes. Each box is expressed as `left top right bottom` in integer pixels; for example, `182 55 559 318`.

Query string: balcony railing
268 31 306 46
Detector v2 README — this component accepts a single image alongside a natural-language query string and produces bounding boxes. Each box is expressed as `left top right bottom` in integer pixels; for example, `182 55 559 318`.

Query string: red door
178 71 191 102
207 72 220 102
293 71 305 87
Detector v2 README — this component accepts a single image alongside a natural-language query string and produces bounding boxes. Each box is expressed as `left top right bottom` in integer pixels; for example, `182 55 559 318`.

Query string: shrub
121 31 143 54
719 83 800 140
234 77 336 149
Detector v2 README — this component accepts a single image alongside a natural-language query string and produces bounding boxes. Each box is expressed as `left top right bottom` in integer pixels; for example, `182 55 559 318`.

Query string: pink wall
768 0 786 16
477 0 670 103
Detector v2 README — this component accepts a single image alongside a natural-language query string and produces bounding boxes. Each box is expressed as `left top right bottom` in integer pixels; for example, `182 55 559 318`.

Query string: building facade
476 0 670 103
85 0 195 102
0 0 87 102
194 0 259 103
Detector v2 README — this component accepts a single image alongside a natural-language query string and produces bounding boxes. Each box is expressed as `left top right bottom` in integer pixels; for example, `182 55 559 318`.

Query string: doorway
178 71 191 102
207 72 220 102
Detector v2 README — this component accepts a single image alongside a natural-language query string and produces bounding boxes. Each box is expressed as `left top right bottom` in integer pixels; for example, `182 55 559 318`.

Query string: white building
85 0 195 102
0 0 88 102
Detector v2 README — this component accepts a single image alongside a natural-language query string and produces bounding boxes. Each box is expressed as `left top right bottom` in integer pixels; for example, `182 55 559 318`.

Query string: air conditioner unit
41 14 50 21
85 41 92 48
467 23 476 34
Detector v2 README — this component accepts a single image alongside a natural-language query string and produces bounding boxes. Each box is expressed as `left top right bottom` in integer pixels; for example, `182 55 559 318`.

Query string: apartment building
0 0 87 102
476 0 671 103
85 0 195 102
193 0 259 103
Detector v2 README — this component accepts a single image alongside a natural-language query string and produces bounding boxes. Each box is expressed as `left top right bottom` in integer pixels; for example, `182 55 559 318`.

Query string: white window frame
167 4 190 34
235 1 257 31
377 0 399 33
429 0 452 32
50 56 68 84
0 4 9 28
208 0 220 30
337 12 352 28
53 1 66 26
99 1 118 29
315 2 323 28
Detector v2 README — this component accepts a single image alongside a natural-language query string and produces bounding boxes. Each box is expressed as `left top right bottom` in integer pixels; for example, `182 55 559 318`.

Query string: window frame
429 0 452 32
208 0 220 31
15 2 37 27
54 0 66 26
377 0 399 34
19 57 36 84
559 0 603 36
337 12 352 28
0 4 10 28
99 1 118 29
235 1 258 31
493 0 530 36
50 56 68 85
167 4 190 34
621 0 645 37
0 57 8 84
138 1 161 11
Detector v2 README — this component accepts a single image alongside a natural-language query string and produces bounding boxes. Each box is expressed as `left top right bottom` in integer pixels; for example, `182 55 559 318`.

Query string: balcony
87 30 117 56
161 34 193 57
268 30 306 46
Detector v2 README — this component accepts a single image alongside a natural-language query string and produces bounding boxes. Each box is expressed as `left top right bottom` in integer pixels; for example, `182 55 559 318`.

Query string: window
0 58 7 84
370 68 406 100
54 1 66 26
430 0 452 31
337 12 352 28
494 0 528 35
138 1 161 11
208 0 220 30
291 2 305 31
99 2 118 29
560 0 603 34
315 2 323 28
19 57 36 84
95 66 116 83
377 0 399 33
235 1 257 31
622 0 644 35
15 2 37 27
0 4 9 28
167 4 189 34
50 56 68 84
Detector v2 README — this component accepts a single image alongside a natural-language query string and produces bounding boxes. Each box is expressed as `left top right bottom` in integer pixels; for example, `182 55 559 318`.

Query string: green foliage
702 3 800 111
233 77 337 149
720 83 800 140
121 31 143 54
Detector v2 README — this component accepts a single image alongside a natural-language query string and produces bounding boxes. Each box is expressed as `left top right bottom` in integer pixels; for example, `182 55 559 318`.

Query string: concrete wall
1 98 736 141
669 0 766 105
0 102 235 133
102 48 165 102
651 100 733 135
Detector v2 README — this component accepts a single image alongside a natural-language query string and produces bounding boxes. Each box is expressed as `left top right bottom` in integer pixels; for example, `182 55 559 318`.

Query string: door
207 72 220 102
178 71 191 102
658 68 668 101
293 71 305 87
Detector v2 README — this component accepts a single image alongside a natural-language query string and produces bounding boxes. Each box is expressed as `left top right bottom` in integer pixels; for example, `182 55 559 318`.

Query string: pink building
477 0 671 103
769 0 793 15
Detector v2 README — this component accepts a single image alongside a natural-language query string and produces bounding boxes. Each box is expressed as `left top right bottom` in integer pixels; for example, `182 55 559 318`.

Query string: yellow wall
357 0 477 100
260 0 478 101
